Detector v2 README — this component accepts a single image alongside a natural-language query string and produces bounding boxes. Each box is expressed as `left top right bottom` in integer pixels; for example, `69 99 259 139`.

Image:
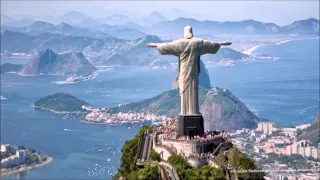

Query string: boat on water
65 72 98 83
98 149 103 152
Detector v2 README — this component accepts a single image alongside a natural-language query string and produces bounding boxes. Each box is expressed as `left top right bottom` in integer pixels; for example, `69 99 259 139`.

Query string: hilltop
108 87 259 132
116 126 265 180
34 93 90 114
18 49 97 76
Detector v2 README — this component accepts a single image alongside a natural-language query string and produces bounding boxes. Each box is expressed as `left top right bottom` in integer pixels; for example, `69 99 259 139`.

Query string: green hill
298 111 320 146
34 92 90 113
108 87 259 131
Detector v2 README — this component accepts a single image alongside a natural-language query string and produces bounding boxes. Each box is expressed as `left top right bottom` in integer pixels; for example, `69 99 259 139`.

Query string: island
0 144 53 177
33 92 90 114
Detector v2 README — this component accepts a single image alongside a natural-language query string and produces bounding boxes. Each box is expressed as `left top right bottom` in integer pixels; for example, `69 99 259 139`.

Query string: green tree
226 148 265 180
118 126 152 178
137 164 159 180
127 171 138 180
168 155 192 169
149 149 160 161
296 129 303 136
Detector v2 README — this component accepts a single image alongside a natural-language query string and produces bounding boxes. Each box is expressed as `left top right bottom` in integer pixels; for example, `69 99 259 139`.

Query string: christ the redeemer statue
147 26 231 136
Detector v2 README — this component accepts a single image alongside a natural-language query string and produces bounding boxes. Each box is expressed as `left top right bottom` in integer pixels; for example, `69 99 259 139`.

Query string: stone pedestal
176 114 204 137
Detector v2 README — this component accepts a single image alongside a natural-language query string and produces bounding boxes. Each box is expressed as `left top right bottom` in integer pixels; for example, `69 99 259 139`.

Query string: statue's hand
146 43 158 47
220 41 232 46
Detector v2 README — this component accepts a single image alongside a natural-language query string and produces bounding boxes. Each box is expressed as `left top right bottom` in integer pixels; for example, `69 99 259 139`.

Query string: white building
304 147 312 157
16 150 26 164
1 144 11 153
311 148 319 159
295 124 311 130
282 128 296 137
256 122 275 134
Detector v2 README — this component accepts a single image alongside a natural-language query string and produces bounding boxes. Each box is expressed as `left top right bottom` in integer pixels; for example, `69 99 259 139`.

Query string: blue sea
0 39 319 179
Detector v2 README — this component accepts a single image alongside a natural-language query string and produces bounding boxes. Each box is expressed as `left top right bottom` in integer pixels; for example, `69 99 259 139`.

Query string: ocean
0 39 319 179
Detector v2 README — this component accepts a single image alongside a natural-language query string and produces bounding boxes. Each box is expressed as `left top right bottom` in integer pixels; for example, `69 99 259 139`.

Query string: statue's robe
157 38 221 115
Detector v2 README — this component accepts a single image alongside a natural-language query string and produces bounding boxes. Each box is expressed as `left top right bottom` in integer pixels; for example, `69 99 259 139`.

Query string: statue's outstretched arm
147 41 182 56
219 41 232 46
201 40 232 55
146 43 158 47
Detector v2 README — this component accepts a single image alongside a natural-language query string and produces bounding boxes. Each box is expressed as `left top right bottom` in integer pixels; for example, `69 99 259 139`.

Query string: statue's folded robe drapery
157 38 221 115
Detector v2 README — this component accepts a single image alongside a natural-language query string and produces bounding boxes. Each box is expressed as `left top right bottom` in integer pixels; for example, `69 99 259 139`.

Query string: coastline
81 120 111 125
242 37 319 55
0 156 53 177
80 120 132 125
33 105 87 114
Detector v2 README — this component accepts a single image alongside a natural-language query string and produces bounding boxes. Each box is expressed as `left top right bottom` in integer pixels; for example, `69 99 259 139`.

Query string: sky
1 0 319 26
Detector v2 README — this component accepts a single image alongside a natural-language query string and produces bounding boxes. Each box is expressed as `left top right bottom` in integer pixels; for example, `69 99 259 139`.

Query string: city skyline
1 0 319 25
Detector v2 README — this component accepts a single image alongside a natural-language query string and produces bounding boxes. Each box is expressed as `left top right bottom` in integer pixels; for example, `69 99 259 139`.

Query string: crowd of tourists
152 118 229 142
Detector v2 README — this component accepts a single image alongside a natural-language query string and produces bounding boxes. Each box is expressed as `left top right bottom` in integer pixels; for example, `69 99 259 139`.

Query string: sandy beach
0 156 53 177
242 45 264 55
242 37 319 55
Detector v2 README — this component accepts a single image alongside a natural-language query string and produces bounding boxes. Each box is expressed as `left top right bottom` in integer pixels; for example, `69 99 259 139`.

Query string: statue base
176 114 204 137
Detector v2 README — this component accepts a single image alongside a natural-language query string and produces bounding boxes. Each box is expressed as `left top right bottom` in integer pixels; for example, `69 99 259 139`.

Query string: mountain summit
19 49 96 76
143 11 167 25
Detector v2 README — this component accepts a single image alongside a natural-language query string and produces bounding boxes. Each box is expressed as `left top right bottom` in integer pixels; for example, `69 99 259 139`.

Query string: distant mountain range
18 49 96 76
146 18 319 36
1 13 318 69
2 11 319 37
142 11 167 25
2 21 146 40
0 31 253 67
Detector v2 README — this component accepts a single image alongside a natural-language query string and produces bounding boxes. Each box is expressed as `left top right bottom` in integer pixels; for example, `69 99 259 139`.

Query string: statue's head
184 26 193 39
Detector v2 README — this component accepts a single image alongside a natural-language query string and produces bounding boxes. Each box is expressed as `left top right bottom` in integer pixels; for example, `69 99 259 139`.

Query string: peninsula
0 144 53 177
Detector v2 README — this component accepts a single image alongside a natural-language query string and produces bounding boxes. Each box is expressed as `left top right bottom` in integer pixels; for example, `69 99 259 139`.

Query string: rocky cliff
18 49 97 76
200 88 259 131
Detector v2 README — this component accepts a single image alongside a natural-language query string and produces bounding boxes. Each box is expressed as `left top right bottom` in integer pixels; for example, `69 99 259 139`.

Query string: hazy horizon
1 0 319 26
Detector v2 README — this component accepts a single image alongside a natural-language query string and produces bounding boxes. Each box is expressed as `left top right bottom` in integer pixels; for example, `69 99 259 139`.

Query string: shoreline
242 37 319 55
80 120 136 125
0 156 53 177
81 120 112 125
33 105 87 114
